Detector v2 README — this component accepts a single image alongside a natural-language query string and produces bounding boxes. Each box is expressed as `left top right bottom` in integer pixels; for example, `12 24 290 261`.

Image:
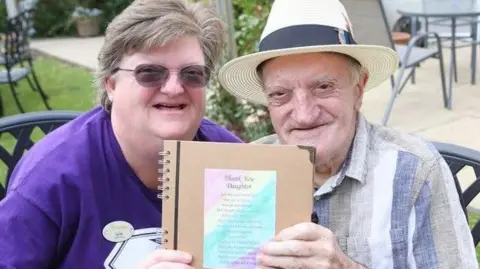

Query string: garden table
398 0 480 109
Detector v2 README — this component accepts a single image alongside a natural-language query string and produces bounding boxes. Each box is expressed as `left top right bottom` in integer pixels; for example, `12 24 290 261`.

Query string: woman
0 0 242 268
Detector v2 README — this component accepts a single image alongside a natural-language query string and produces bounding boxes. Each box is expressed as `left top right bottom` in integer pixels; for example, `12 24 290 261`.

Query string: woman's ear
104 76 116 102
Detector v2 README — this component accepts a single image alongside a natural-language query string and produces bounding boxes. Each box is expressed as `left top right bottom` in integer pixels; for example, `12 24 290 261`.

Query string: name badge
103 221 134 243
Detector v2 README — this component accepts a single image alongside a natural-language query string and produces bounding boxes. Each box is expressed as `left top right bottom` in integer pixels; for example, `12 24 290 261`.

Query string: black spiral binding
156 150 171 248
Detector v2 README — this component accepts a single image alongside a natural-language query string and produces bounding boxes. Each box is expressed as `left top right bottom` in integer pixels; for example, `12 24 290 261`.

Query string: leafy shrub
206 0 275 142
28 0 132 37
31 0 77 37
0 4 7 34
94 0 134 32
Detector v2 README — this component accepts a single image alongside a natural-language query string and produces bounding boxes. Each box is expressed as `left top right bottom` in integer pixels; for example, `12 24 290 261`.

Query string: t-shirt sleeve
0 188 58 268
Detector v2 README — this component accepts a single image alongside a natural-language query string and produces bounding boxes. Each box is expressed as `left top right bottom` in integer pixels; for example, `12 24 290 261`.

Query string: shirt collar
313 113 370 196
343 113 370 184
251 113 371 193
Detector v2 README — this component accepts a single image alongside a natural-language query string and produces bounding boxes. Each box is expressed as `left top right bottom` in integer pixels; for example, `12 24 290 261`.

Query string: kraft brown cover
160 140 315 269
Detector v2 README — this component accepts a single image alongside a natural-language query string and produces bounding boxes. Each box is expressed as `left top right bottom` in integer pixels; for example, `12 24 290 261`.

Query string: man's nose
291 90 320 125
161 72 184 96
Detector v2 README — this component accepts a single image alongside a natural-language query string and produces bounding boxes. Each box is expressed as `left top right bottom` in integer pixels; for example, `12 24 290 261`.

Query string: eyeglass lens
133 64 210 88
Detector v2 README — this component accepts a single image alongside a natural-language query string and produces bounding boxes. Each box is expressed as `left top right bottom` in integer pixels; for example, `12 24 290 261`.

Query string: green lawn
468 211 480 262
0 56 95 186
0 56 479 265
0 56 95 116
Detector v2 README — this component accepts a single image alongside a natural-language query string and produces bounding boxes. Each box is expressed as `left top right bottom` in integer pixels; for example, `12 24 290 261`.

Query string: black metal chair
433 141 480 247
0 110 82 200
0 8 51 115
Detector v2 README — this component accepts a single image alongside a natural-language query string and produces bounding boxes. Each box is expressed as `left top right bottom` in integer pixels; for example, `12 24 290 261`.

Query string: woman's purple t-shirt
0 106 243 268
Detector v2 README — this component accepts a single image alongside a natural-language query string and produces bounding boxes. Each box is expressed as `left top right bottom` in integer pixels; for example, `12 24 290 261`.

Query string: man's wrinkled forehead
257 52 360 76
256 52 360 87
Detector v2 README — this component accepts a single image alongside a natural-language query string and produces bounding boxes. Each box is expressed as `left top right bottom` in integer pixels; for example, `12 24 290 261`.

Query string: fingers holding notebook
257 222 363 269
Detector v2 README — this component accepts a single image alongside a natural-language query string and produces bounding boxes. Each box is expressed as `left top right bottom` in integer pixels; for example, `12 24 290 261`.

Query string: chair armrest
400 32 444 63
407 31 442 48
432 141 480 164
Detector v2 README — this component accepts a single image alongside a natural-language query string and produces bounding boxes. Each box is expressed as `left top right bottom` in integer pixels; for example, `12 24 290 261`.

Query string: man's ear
104 76 116 102
354 70 368 111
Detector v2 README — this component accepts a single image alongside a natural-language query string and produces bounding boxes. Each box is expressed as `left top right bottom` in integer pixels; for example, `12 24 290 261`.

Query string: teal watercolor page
203 169 277 269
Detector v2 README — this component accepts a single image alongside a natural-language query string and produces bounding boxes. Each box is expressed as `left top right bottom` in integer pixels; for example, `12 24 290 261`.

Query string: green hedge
20 0 133 37
206 0 275 141
31 0 78 37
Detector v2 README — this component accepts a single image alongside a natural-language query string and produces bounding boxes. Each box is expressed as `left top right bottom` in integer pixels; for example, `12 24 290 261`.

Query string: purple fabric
0 106 243 268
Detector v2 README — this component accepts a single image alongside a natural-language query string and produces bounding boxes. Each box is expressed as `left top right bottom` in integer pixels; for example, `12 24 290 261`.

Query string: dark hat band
258 24 356 52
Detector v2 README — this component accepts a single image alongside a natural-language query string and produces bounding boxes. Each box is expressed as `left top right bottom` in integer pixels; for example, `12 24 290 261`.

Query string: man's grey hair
344 54 367 86
94 0 227 112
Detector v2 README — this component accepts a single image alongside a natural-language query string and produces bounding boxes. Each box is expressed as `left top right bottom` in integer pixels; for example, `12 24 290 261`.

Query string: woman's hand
135 249 194 269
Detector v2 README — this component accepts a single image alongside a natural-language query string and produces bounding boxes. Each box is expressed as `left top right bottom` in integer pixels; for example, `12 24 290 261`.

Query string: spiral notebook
158 140 315 269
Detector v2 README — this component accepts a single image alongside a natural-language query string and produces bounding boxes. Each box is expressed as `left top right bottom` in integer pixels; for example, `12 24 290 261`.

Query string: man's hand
257 222 364 269
135 249 193 269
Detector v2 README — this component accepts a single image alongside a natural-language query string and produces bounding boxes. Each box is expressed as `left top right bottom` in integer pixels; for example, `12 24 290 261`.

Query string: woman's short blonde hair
94 0 227 112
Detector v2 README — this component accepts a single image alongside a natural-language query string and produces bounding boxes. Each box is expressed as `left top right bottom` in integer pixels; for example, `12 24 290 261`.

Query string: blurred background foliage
206 0 274 142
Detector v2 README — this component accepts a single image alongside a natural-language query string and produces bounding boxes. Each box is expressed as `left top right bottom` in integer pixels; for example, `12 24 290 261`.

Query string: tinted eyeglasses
112 64 211 89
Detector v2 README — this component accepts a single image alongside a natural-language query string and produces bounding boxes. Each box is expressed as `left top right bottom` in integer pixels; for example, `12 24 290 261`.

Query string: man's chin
285 132 323 145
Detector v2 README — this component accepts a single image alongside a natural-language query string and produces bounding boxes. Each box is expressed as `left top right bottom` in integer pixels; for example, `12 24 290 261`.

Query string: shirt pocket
337 227 408 269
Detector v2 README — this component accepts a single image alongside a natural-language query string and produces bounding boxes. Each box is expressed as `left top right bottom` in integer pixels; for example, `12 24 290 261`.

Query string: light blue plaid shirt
253 113 478 269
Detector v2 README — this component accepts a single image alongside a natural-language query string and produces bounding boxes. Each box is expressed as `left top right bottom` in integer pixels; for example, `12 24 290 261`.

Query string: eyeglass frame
110 63 213 89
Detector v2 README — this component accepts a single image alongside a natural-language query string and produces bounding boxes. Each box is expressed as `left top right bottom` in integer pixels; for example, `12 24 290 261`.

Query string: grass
0 56 479 265
0 56 95 186
0 56 96 116
468 211 480 262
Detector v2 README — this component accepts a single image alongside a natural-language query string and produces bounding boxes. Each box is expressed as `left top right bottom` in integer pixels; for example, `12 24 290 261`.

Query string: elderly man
218 0 478 268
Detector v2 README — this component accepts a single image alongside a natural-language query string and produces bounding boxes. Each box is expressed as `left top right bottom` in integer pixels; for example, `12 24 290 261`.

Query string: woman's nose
161 73 184 96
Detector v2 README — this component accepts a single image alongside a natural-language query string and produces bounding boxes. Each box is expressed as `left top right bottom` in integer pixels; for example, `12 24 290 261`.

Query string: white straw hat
218 0 399 105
